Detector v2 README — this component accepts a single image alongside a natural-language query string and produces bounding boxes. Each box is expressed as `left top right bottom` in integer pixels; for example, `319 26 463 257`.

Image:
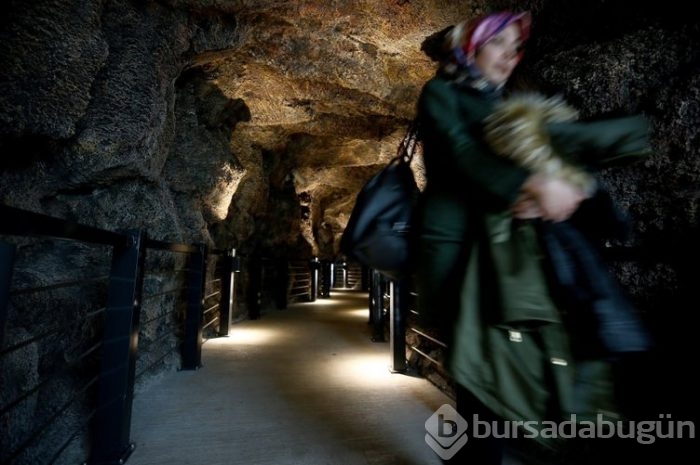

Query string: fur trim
483 93 596 195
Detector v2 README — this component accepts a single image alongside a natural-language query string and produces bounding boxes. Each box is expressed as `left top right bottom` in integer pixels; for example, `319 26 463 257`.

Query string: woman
414 11 652 464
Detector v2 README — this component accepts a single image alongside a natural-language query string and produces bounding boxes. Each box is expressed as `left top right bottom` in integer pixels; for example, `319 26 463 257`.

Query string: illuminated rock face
0 0 452 257
0 1 698 280
0 3 697 462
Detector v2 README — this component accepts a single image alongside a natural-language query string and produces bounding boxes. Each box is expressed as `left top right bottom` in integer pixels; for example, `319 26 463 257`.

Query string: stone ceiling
1 5 698 462
1 0 698 263
172 0 478 257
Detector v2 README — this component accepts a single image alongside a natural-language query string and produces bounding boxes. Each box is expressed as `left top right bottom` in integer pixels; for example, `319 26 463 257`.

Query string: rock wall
1 0 698 463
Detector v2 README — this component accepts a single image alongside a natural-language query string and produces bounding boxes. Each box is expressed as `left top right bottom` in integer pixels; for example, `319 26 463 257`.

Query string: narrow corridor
126 289 451 465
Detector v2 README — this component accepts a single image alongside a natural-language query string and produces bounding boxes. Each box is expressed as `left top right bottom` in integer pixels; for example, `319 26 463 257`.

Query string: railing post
231 253 240 315
361 265 370 292
273 258 289 310
181 243 207 370
218 248 237 337
247 255 262 320
389 279 408 373
0 241 16 349
370 270 385 342
309 257 320 302
89 229 145 465
320 260 331 298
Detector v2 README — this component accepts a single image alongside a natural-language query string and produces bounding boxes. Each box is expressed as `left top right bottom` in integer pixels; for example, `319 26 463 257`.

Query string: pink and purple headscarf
454 11 531 69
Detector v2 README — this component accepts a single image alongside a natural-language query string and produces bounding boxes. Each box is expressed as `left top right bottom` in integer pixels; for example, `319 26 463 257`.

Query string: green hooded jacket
414 75 651 446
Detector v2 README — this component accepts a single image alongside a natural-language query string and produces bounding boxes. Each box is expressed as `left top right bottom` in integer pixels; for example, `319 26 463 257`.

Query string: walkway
126 289 452 465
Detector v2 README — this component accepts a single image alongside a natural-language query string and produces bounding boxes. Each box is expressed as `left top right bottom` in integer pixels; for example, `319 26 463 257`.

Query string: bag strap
396 118 420 164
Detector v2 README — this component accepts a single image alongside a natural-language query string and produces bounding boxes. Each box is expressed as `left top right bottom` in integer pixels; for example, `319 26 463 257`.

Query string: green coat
414 75 651 445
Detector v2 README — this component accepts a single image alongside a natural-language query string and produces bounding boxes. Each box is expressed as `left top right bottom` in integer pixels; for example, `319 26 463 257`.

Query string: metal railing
0 204 240 465
368 273 426 373
375 242 655 394
288 259 315 303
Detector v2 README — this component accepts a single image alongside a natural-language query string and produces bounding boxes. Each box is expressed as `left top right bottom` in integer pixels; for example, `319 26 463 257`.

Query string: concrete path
127 289 452 465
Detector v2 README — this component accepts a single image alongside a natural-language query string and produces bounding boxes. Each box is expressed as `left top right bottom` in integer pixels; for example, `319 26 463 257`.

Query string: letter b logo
425 405 469 460
438 414 458 438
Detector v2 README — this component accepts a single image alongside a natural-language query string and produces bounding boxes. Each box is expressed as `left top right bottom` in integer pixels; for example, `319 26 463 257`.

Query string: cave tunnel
1 1 698 464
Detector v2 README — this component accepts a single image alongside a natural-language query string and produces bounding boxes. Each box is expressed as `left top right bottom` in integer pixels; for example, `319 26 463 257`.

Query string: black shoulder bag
340 121 420 281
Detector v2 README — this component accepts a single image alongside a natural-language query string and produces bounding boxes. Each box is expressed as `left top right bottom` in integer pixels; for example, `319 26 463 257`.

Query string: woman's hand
511 192 542 219
513 174 586 222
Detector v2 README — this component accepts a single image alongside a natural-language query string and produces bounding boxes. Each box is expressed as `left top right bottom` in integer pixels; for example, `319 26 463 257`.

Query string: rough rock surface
1 0 698 463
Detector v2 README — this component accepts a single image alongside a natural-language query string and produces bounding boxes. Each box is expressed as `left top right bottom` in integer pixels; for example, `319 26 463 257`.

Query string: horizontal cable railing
288 259 314 302
0 204 241 465
370 241 657 397
1 205 127 247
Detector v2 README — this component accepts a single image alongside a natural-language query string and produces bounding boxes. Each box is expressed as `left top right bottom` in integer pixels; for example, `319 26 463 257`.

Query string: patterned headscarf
458 11 531 69
443 11 531 93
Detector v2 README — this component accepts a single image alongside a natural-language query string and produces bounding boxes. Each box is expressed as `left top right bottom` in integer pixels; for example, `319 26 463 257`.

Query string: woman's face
473 23 523 86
